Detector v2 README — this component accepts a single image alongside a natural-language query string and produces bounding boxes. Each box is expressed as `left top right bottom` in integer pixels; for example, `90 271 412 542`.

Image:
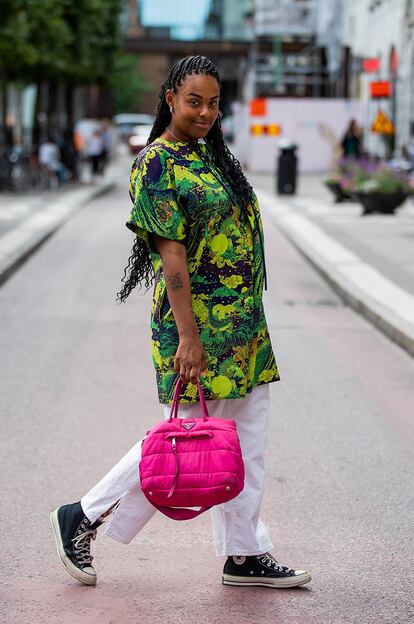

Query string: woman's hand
174 331 207 384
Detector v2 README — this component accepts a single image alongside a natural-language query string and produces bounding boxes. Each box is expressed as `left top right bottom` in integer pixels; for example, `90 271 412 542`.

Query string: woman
341 119 362 159
51 56 311 589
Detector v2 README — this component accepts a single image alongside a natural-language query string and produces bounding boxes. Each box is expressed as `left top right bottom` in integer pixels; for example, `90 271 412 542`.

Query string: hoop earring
169 106 174 114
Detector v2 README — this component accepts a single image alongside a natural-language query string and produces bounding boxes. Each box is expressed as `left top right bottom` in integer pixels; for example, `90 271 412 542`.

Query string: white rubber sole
50 508 97 586
222 571 312 588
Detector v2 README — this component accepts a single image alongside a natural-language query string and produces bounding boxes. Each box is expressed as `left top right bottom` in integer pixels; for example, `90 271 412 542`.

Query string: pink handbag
139 379 245 520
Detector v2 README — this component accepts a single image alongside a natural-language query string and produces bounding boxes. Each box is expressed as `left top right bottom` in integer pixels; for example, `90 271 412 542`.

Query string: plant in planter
341 163 413 215
324 158 360 203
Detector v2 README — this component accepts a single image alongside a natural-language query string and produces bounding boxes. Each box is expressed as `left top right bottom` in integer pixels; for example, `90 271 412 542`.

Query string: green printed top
127 137 280 403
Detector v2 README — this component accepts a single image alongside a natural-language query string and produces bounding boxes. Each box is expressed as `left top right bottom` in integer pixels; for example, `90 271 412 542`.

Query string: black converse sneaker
50 502 102 585
222 553 311 588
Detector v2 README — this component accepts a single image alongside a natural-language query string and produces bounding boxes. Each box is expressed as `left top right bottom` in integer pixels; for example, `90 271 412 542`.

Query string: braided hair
117 55 253 302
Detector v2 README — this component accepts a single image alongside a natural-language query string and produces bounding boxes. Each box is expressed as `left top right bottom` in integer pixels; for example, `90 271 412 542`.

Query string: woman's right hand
174 331 207 385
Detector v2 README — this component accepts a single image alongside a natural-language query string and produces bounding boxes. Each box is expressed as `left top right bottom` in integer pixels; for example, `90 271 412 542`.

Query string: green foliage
0 0 72 79
108 52 151 113
0 0 124 83
62 0 123 84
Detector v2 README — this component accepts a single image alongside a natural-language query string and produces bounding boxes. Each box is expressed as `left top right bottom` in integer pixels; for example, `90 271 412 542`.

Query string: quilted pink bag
139 379 245 520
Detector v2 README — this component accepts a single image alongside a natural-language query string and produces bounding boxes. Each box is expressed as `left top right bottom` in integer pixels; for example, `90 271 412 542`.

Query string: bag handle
150 502 210 520
168 378 209 421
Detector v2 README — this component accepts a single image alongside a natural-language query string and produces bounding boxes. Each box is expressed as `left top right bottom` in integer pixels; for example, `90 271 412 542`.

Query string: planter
325 181 354 203
354 190 409 215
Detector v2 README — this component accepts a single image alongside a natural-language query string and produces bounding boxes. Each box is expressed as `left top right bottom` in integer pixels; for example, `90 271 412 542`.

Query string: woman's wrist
178 324 199 339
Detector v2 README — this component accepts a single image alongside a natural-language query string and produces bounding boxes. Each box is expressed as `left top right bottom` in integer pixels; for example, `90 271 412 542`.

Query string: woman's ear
165 89 175 113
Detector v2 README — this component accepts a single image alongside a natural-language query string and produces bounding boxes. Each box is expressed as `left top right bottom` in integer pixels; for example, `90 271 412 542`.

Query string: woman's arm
151 234 207 385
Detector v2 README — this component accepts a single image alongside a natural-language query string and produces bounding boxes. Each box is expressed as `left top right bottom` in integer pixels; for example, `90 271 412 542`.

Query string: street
1 159 413 624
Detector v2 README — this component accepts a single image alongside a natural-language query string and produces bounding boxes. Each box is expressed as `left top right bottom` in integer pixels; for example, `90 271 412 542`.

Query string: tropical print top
127 137 280 404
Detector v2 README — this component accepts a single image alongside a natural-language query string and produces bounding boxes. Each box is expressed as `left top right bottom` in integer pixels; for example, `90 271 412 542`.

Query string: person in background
99 120 112 174
341 119 362 159
39 136 66 185
86 130 104 178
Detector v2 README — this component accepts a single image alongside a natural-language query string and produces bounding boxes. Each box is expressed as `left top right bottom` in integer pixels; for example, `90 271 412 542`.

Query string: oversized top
127 137 280 403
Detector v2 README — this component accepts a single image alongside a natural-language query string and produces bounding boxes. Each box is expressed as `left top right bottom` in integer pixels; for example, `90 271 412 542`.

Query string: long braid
117 55 253 302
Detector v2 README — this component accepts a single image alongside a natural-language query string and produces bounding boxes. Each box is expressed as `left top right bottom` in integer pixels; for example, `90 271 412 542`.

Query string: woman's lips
194 121 209 128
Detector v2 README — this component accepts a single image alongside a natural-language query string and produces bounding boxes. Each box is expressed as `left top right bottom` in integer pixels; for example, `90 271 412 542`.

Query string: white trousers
81 384 273 557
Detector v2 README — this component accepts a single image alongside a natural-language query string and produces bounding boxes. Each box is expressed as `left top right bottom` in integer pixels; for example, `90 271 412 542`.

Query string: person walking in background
341 119 362 159
50 56 311 590
99 119 112 174
86 129 103 178
38 136 67 186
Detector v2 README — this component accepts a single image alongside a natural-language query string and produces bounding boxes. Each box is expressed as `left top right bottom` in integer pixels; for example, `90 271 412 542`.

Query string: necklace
166 126 196 144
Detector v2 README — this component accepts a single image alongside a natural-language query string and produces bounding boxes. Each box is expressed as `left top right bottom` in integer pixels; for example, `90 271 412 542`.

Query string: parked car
114 114 154 143
128 124 153 155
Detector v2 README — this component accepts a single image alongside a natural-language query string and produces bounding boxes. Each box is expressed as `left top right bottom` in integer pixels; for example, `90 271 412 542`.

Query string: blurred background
1 0 414 187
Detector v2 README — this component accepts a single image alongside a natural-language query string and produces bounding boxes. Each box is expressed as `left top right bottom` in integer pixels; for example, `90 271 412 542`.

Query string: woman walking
51 56 311 589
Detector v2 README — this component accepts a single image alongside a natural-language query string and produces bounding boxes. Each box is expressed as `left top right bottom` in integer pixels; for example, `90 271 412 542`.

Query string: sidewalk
0 160 122 285
250 172 414 358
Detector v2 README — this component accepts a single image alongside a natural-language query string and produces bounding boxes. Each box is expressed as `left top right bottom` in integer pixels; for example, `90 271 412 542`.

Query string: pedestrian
99 119 112 174
86 129 103 177
38 136 67 186
50 56 311 590
341 118 362 159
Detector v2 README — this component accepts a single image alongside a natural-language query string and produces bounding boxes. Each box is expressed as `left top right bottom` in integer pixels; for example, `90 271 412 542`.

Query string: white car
114 114 155 143
128 124 153 154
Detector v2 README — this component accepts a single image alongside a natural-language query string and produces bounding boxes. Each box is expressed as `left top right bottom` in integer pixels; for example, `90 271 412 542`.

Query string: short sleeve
126 148 188 253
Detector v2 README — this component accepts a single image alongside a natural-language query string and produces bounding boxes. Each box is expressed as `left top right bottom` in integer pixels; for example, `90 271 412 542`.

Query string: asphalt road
1 162 413 624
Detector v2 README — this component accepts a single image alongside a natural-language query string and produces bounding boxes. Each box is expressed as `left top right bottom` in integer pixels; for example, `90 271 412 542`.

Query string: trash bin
277 144 297 195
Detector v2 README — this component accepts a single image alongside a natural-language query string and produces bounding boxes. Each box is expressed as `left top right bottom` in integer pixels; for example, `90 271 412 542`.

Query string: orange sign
267 124 281 136
250 124 282 136
370 81 392 98
371 110 395 135
250 99 267 116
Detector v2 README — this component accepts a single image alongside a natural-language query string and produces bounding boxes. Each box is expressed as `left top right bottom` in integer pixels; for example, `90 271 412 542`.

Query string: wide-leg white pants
81 384 273 557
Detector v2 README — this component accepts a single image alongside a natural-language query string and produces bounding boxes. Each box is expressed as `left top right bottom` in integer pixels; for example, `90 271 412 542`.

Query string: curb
0 180 116 286
256 189 414 359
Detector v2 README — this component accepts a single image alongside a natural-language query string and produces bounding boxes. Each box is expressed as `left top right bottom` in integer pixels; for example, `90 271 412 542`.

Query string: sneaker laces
71 518 97 567
257 553 294 574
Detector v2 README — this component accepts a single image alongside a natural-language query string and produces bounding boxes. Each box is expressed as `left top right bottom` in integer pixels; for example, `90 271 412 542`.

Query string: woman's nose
199 105 209 118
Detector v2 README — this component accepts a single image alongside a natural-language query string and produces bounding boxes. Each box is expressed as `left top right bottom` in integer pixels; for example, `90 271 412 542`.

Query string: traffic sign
370 81 392 98
363 58 380 73
371 110 395 134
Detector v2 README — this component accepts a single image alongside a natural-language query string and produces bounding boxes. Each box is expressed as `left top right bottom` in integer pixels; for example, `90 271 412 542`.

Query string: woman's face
166 73 220 140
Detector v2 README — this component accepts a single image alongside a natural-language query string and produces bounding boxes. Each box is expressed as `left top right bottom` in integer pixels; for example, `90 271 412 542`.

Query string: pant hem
215 541 274 558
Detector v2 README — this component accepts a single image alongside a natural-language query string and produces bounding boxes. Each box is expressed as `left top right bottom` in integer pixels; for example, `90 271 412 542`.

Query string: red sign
363 58 380 73
370 81 392 98
250 99 267 116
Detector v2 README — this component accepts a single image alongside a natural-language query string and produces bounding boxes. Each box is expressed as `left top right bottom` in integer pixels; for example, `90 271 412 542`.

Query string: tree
0 0 72 144
108 52 151 114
